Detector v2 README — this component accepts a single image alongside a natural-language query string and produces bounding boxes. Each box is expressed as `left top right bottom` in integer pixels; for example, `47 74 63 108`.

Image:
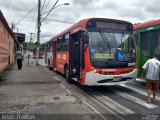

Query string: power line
42 0 52 13
27 7 38 34
41 0 47 13
46 18 75 24
41 0 59 22
15 5 37 25
33 26 37 42
41 3 60 16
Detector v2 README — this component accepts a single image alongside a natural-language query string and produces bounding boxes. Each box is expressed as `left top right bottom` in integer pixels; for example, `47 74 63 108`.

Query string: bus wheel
65 66 72 84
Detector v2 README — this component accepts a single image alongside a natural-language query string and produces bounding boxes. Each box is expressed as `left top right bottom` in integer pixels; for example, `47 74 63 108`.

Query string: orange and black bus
50 18 137 86
33 47 44 59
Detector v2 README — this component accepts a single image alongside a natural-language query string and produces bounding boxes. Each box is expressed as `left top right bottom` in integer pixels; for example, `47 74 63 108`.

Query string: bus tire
65 66 72 84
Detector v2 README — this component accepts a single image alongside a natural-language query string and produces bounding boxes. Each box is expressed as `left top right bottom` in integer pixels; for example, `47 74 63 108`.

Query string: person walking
16 49 23 70
27 52 31 64
141 50 160 103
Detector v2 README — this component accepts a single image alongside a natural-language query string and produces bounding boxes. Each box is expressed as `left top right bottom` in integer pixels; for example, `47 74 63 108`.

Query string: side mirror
81 30 89 44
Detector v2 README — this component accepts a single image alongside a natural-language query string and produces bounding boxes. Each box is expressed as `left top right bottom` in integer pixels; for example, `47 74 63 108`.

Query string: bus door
140 31 152 75
69 32 81 81
69 30 88 81
153 30 160 59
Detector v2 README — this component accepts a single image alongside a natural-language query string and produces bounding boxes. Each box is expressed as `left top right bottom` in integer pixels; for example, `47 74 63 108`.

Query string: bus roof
134 19 160 30
51 18 132 41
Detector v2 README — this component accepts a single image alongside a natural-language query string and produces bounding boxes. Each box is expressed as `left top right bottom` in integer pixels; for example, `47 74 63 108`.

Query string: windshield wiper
120 32 124 51
99 31 111 54
112 33 117 51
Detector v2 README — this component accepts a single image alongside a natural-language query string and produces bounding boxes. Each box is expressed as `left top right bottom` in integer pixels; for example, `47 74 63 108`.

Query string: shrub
0 64 14 81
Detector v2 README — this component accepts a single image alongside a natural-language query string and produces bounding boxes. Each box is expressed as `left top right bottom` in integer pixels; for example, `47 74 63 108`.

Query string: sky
0 0 160 43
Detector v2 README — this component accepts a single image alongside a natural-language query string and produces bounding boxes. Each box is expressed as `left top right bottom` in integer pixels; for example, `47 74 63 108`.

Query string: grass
0 63 14 81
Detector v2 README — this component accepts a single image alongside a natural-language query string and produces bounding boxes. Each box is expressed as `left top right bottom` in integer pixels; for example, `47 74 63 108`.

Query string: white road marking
60 84 72 95
120 84 160 102
66 88 72 95
112 88 158 109
91 91 135 114
53 76 60 81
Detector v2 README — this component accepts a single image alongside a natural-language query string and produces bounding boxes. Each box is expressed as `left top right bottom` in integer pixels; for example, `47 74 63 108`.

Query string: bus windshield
89 30 136 68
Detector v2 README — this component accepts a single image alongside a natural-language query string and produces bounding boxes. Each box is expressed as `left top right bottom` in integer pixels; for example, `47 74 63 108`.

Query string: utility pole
11 22 18 33
28 33 34 51
29 33 34 43
36 0 41 66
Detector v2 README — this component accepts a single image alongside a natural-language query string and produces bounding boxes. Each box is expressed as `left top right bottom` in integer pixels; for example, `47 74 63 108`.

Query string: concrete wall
0 14 15 72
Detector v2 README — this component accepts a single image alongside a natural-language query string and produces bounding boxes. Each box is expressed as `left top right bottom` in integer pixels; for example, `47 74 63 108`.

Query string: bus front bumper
84 69 138 86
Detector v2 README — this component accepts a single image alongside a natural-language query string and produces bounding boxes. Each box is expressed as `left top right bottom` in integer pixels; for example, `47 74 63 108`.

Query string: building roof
0 10 15 41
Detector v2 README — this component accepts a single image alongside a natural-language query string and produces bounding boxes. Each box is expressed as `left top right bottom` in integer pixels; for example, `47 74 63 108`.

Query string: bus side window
154 31 160 50
63 33 69 51
57 36 63 51
141 32 150 56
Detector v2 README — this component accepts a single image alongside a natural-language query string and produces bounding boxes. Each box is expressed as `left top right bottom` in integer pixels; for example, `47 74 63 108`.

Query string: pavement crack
0 105 31 114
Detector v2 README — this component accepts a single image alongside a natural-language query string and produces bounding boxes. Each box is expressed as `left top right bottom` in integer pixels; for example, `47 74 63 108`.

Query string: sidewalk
0 58 99 120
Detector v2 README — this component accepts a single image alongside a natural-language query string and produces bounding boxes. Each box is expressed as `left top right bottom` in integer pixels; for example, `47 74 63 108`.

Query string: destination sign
87 20 133 31
96 22 128 30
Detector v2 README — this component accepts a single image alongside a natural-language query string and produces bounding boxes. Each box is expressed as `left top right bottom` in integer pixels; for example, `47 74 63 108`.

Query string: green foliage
6 64 14 71
28 42 37 49
24 42 45 51
0 64 14 81
24 42 37 51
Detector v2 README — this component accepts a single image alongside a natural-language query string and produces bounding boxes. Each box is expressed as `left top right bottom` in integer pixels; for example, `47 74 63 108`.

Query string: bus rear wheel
65 66 72 84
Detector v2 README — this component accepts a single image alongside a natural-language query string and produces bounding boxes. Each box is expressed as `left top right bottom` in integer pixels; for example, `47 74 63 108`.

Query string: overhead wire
42 0 52 14
27 6 38 34
33 26 37 43
15 0 71 43
41 0 47 13
41 0 59 22
41 3 65 16
46 18 75 24
15 5 37 25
